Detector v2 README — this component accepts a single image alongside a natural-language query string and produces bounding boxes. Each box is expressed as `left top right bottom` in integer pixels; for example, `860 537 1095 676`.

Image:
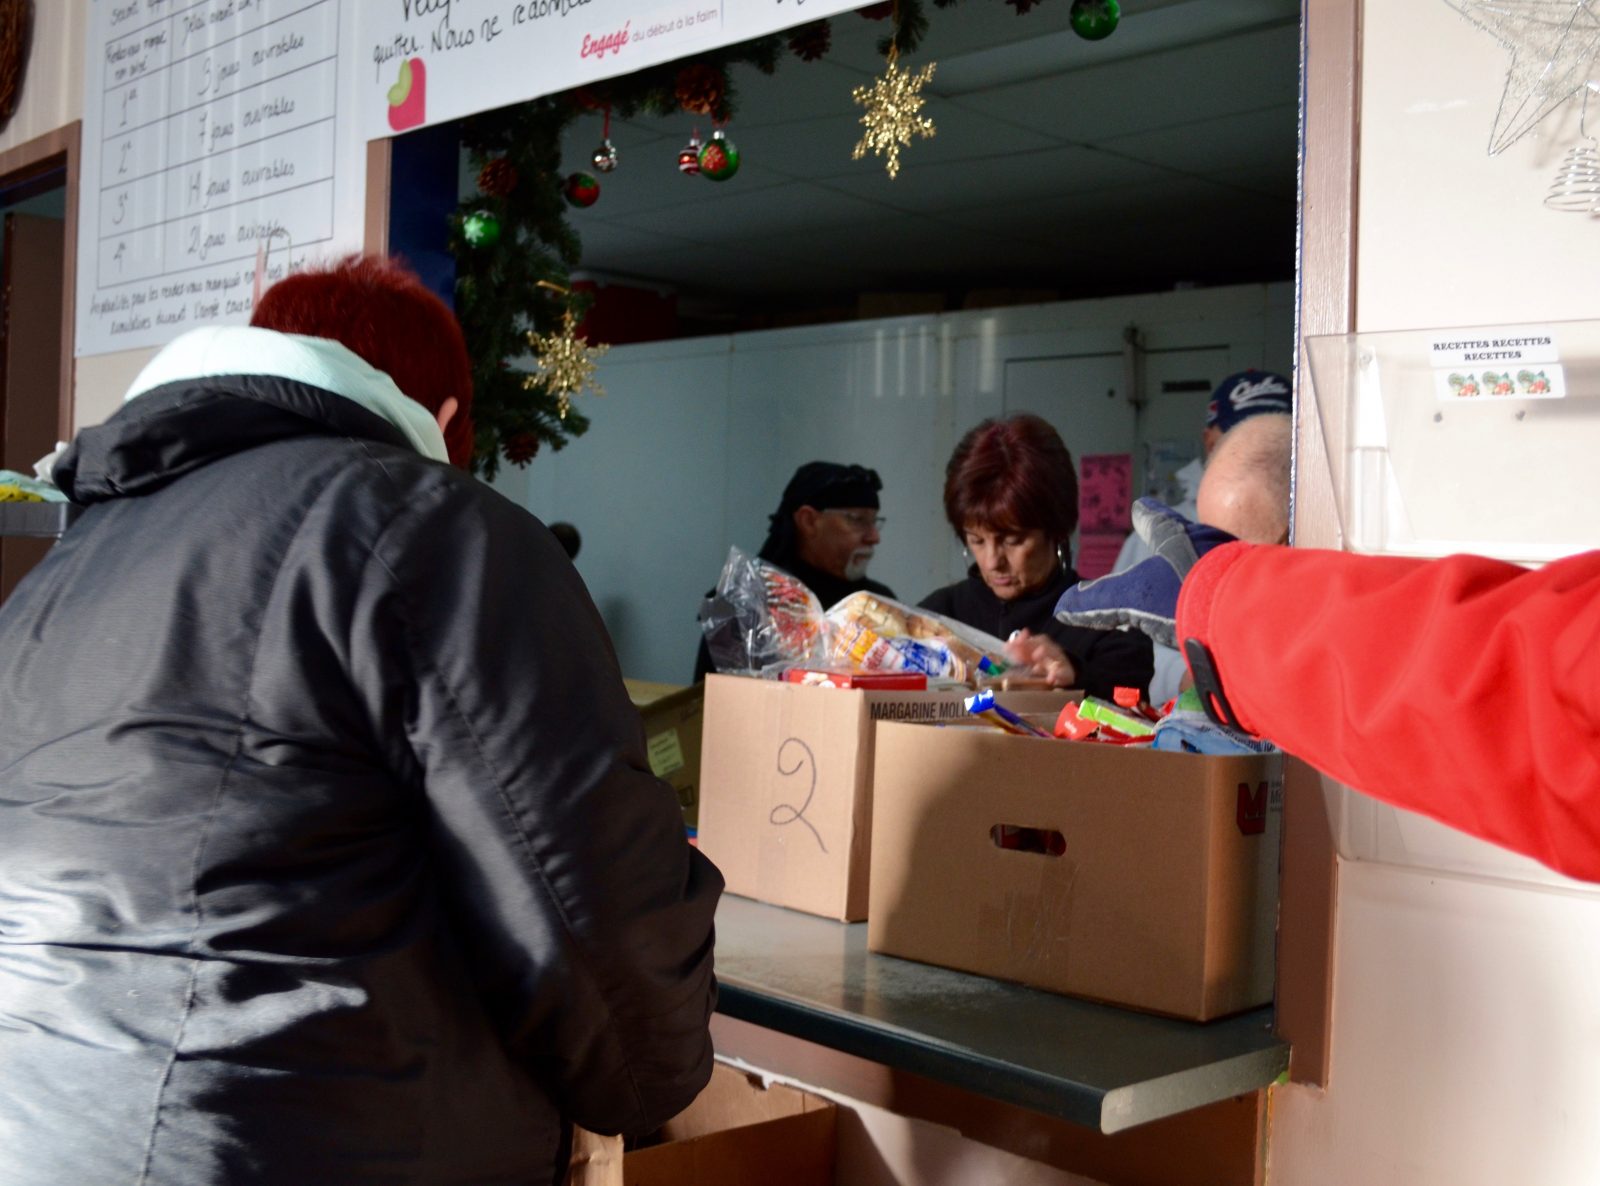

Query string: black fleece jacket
920 564 1154 700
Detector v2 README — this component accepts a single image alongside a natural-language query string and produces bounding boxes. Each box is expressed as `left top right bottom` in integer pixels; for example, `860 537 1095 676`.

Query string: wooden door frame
1273 0 1361 1089
0 121 78 441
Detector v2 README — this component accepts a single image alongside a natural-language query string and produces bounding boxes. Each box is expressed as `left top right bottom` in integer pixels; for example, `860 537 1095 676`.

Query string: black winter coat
920 565 1154 700
0 350 721 1185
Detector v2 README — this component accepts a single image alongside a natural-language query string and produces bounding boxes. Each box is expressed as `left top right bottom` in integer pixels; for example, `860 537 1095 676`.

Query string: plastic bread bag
697 546 828 676
822 591 1009 682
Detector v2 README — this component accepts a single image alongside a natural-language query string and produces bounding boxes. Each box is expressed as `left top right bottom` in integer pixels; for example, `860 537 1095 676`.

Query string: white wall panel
1272 860 1600 1186
496 283 1290 683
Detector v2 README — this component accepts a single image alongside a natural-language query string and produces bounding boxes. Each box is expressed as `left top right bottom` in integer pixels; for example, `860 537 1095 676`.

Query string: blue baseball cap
1206 370 1292 433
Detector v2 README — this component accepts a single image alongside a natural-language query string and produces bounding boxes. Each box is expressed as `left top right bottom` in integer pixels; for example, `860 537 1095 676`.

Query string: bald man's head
1197 413 1292 545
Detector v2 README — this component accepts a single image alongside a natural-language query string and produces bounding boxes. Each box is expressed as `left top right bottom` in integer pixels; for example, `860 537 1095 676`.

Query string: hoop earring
1056 543 1066 568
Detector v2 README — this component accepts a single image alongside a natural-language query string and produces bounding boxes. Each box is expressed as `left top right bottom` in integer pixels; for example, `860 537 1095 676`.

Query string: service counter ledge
711 894 1289 1135
0 502 79 538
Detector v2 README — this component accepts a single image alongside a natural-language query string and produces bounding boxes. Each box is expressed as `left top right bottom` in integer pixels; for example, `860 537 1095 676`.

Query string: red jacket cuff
1176 540 1254 666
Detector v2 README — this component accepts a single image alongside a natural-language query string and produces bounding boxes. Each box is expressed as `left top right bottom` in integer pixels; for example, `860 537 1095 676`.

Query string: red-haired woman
0 255 719 1183
920 414 1153 699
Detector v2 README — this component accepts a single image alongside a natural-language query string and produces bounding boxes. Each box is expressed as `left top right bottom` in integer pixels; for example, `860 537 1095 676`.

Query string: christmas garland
452 0 1113 477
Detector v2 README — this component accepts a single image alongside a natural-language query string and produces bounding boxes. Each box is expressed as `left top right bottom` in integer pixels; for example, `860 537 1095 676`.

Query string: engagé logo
580 22 629 59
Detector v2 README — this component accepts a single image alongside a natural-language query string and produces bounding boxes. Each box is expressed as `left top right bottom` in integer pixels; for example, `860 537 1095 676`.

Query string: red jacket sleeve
1177 542 1600 882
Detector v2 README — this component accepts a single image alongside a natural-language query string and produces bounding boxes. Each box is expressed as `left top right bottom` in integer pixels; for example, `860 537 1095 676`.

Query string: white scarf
124 326 449 464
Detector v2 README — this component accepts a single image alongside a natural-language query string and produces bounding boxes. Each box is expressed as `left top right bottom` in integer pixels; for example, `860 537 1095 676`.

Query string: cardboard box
626 1063 836 1186
568 1063 835 1186
867 722 1282 1020
625 679 705 829
696 675 1071 921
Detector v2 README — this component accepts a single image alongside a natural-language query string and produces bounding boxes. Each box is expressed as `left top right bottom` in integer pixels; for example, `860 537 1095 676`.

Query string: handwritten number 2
771 738 826 853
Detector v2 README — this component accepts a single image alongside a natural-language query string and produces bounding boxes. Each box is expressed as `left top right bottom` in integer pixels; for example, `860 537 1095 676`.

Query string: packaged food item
781 669 929 690
964 689 1053 738
698 547 827 676
1151 688 1279 755
822 591 1008 682
1054 697 1157 745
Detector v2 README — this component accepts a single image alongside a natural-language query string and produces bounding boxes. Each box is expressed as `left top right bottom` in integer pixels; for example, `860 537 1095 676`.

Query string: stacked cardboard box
625 679 706 829
696 675 1069 921
867 722 1283 1021
569 1062 836 1186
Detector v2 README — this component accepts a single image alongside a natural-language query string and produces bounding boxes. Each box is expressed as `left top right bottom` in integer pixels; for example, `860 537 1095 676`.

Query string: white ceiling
553 0 1302 316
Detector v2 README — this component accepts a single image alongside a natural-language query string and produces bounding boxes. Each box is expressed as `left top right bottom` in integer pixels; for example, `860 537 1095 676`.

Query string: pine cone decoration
505 432 541 466
0 0 31 130
788 19 832 62
477 157 518 198
858 2 894 18
675 63 725 117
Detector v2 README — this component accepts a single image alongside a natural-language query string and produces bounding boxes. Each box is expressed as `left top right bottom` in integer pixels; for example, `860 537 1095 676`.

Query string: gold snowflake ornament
523 310 609 419
852 49 937 180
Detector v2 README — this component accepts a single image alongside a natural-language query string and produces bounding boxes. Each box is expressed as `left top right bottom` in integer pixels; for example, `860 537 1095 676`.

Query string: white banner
360 0 868 139
77 0 370 358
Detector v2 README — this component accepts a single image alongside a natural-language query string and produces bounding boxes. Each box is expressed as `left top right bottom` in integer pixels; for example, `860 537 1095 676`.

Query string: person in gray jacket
0 255 721 1185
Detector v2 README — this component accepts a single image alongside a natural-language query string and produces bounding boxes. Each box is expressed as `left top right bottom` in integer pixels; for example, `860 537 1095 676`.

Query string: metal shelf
714 894 1287 1134
0 502 79 538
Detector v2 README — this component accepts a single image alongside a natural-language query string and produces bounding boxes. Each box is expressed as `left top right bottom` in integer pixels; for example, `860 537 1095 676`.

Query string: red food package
782 669 928 690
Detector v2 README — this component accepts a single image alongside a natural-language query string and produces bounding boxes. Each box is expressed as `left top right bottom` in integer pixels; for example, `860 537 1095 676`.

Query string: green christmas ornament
1069 0 1120 41
698 129 740 181
462 209 501 248
563 172 601 208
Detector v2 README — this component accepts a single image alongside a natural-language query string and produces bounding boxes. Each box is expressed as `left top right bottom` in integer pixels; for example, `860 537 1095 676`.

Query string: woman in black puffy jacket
0 257 721 1186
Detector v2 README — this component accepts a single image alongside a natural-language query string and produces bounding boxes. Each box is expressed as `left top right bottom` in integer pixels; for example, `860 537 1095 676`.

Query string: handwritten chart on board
78 0 364 357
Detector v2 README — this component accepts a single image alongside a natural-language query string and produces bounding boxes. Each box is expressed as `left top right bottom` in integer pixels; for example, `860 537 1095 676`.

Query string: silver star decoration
1442 1 1600 154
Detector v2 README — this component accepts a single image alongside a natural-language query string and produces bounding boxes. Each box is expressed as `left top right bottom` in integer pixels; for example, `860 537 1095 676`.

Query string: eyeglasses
825 510 886 532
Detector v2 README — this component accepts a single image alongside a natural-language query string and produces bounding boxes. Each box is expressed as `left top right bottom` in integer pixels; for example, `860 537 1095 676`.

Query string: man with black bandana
693 461 894 681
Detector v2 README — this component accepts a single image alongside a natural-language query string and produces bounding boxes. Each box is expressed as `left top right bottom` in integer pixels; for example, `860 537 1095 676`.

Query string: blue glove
1055 498 1236 649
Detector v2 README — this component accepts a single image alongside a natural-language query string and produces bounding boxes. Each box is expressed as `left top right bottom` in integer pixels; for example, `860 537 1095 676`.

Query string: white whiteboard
77 0 368 357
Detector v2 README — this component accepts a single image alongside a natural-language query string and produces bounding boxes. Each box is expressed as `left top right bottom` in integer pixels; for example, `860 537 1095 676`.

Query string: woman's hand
1004 629 1077 689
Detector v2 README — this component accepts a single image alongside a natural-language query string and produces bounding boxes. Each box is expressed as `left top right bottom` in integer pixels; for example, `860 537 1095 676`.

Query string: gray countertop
713 894 1288 1134
0 502 78 538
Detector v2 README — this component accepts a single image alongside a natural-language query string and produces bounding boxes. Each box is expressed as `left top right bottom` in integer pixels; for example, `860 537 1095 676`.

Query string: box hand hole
989 824 1066 856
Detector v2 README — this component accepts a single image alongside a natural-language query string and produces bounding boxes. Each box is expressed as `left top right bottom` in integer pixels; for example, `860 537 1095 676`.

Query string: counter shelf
0 502 79 538
713 894 1289 1135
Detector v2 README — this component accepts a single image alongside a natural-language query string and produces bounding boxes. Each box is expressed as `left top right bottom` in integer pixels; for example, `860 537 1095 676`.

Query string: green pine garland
451 1 1044 477
453 97 583 481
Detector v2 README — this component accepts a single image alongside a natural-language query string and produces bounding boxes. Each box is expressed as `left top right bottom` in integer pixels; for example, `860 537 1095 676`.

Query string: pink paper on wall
1077 533 1125 580
1079 454 1133 533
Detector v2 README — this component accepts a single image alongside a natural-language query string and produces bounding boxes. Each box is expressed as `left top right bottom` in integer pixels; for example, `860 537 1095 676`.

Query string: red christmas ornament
477 156 517 197
562 172 600 208
677 130 703 176
505 432 541 465
858 2 894 18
